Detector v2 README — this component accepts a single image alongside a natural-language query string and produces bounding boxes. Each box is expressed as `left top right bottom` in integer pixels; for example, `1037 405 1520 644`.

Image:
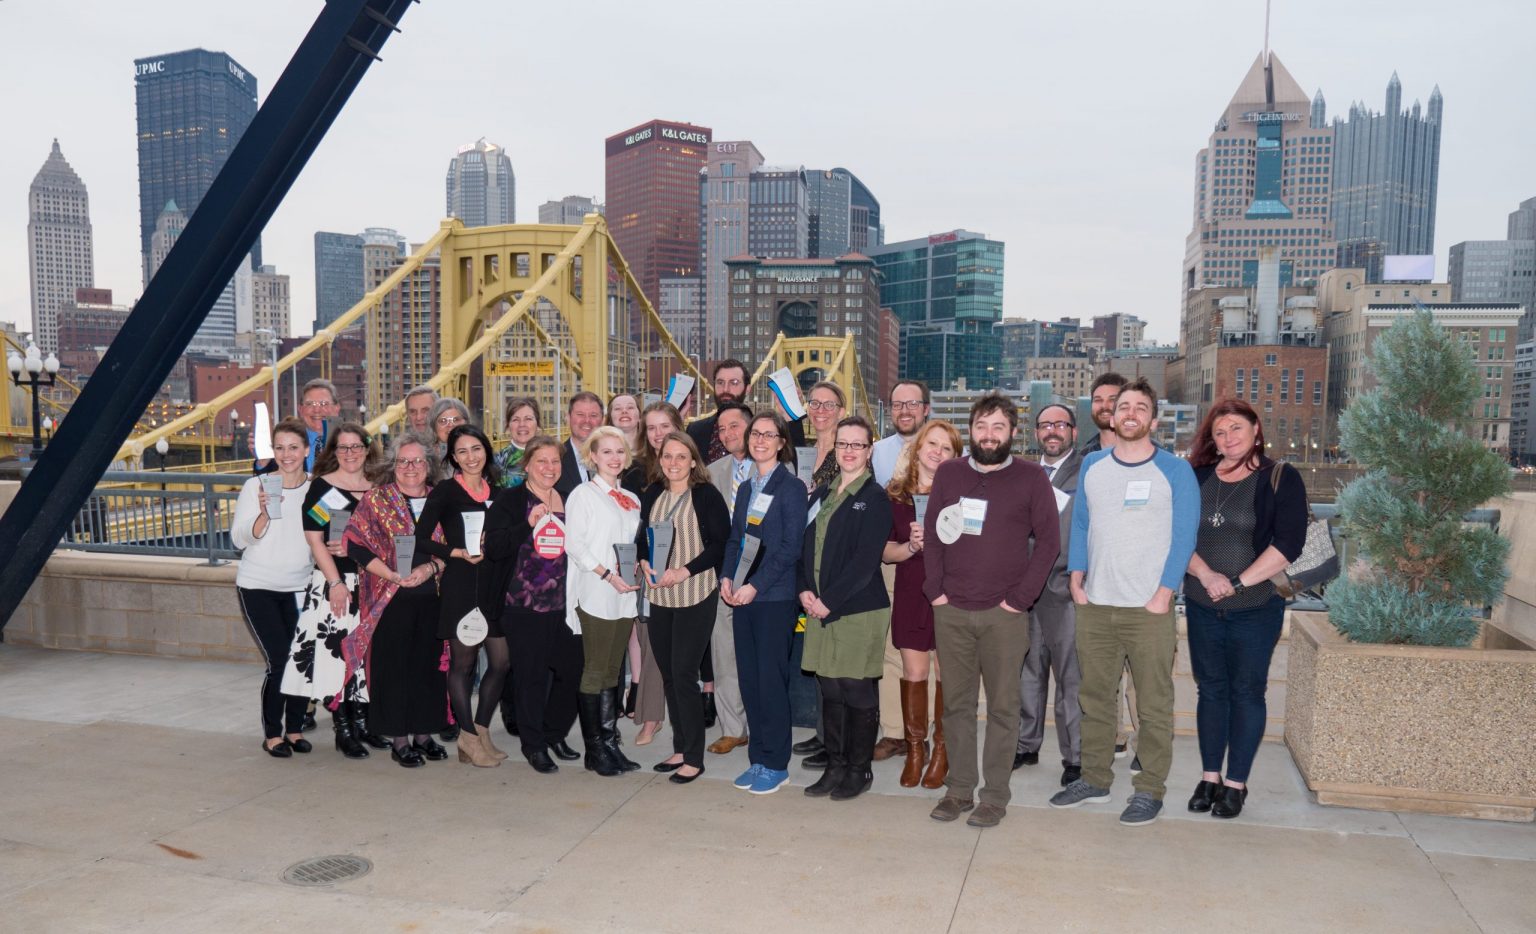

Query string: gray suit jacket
1034 449 1082 608
707 454 743 520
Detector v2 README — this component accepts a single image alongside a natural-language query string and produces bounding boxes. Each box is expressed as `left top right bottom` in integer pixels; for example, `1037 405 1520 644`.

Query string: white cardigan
564 476 641 634
231 476 314 592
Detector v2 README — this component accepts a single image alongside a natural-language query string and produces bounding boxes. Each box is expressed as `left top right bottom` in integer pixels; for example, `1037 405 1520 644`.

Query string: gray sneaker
1119 792 1163 825
1049 779 1112 809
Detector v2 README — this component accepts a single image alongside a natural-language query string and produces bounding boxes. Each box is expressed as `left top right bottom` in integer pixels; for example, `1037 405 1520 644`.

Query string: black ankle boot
830 706 878 801
1211 784 1248 819
702 691 717 729
352 702 390 749
579 693 622 777
804 699 846 798
602 687 640 771
332 706 369 759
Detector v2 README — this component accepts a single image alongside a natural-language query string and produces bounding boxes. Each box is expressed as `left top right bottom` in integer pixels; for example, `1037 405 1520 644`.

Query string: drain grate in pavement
281 854 372 887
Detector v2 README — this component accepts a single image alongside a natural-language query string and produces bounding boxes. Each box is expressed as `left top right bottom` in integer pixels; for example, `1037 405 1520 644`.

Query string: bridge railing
22 469 249 566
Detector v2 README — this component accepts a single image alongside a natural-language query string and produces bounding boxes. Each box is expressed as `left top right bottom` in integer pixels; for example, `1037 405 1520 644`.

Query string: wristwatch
1228 574 1246 594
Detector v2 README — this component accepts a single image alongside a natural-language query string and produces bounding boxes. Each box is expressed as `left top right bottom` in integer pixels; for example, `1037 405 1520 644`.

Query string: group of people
232 361 1308 826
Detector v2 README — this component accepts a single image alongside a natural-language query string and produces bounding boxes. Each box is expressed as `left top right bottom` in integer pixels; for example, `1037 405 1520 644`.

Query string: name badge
456 607 488 646
1124 480 1152 508
959 496 988 535
806 499 822 526
747 492 773 526
319 487 350 512
935 503 965 545
532 514 566 560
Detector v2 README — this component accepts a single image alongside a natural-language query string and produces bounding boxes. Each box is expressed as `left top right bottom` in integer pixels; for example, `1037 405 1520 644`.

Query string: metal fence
33 470 250 565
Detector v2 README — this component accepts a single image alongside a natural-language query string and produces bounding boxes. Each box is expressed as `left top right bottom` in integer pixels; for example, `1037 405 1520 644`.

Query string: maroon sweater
922 457 1059 612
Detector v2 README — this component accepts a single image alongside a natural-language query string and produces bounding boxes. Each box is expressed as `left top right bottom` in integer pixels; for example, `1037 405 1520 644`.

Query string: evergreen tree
1329 307 1511 646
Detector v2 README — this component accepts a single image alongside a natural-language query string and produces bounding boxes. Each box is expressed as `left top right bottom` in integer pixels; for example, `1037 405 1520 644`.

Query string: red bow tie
609 489 638 511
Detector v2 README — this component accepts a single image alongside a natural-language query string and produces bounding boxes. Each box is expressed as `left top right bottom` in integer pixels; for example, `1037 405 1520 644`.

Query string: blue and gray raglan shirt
1068 446 1200 608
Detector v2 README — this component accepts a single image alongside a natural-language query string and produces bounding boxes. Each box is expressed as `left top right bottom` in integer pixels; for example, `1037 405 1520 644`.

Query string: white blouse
564 476 641 633
232 476 314 592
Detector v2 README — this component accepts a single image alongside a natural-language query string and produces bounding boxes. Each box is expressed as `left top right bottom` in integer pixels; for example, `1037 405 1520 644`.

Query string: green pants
577 608 634 693
1075 601 1176 798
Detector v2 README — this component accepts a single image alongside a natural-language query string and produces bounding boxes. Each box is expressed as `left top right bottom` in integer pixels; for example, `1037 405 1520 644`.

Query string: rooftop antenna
1262 0 1275 105
1263 0 1271 63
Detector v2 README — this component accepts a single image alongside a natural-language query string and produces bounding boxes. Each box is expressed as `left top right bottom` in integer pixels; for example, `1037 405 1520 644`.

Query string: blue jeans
1185 596 1285 783
733 599 798 771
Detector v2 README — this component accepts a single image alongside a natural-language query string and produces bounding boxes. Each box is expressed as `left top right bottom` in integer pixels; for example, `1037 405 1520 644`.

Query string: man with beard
1014 404 1084 786
1051 378 1198 826
923 392 1059 828
1080 372 1127 455
871 379 931 485
688 359 805 462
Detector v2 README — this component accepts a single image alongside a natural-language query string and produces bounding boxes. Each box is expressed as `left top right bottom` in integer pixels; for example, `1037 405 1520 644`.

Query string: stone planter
1285 611 1536 822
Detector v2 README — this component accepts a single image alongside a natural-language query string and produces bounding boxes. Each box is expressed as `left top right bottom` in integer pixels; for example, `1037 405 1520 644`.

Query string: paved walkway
1 643 1531 933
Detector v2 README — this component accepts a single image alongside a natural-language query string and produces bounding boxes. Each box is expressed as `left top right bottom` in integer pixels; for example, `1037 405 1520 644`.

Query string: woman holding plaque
798 416 894 800
343 432 448 767
883 419 963 788
415 424 507 768
233 418 314 758
280 422 383 759
565 425 644 776
494 397 541 488
635 431 730 783
483 435 583 774
721 410 809 796
804 381 847 491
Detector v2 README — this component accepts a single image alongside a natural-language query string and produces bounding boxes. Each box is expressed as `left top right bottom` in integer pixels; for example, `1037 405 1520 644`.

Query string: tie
1043 463 1056 479
730 461 748 509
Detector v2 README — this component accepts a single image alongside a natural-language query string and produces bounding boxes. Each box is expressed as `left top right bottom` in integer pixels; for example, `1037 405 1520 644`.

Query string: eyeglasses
1035 421 1074 431
301 400 334 409
807 400 842 411
335 443 366 453
890 400 926 411
833 441 870 451
397 457 427 469
715 378 745 388
437 415 464 426
748 430 780 441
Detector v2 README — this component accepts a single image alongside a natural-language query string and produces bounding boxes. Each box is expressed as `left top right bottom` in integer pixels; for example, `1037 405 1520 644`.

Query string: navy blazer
721 463 807 602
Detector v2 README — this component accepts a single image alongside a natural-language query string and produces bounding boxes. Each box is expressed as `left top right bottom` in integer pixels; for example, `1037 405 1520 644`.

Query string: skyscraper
251 266 291 338
604 118 712 318
145 199 237 356
869 230 1005 389
538 195 603 225
134 49 260 286
27 140 94 354
700 140 763 361
840 169 883 253
313 231 365 332
747 167 809 258
806 169 852 259
1449 195 1536 342
1330 73 1443 278
445 139 515 227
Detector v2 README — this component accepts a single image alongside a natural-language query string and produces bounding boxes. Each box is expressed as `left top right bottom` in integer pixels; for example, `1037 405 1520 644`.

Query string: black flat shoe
301 712 318 732
792 736 824 756
1013 750 1039 770
1188 779 1221 812
654 759 685 773
288 737 313 754
802 750 829 770
392 745 425 768
1211 784 1248 819
669 767 704 785
702 693 717 729
413 739 448 761
262 739 292 758
525 749 559 773
548 739 580 761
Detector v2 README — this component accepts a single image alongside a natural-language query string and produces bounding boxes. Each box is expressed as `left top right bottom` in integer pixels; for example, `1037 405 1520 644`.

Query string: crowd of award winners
232 361 1307 827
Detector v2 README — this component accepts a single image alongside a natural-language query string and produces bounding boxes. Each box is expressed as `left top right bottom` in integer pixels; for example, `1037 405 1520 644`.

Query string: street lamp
155 437 170 539
254 327 279 421
7 342 59 459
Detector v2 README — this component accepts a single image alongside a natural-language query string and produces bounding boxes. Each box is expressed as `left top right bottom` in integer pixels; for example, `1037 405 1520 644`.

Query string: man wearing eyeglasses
871 380 930 485
254 378 338 474
686 359 806 463
1014 404 1084 787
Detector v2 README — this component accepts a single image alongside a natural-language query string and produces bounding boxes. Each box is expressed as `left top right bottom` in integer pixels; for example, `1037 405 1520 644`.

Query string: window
1265 353 1277 366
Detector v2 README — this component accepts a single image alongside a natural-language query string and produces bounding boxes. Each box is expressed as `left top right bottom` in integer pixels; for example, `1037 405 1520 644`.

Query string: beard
1114 420 1152 443
1092 408 1114 430
971 438 1011 465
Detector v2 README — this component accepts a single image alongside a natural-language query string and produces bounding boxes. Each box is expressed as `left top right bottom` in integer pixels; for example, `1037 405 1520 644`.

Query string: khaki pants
933 604 1031 807
1075 601 1175 799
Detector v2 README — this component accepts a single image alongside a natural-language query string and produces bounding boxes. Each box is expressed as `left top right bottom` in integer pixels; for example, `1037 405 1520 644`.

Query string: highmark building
868 230 1004 390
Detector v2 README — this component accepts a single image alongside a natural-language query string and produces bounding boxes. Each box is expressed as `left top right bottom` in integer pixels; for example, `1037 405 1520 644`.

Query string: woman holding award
635 431 730 784
343 432 448 767
415 424 507 768
565 425 644 776
721 411 809 796
798 416 893 801
883 420 964 788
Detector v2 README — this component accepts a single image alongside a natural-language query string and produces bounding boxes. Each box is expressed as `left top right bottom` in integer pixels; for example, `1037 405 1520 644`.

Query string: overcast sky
3 0 1533 347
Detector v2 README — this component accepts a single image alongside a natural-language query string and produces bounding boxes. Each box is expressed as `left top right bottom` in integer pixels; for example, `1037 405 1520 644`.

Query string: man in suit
1015 403 1085 786
687 358 805 463
704 402 754 754
556 391 604 498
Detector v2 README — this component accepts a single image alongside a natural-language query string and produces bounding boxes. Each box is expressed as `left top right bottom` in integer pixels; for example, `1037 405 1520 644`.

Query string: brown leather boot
920 681 948 789
899 679 928 788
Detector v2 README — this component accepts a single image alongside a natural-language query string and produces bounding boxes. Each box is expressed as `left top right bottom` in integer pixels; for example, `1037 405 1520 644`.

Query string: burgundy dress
888 498 935 652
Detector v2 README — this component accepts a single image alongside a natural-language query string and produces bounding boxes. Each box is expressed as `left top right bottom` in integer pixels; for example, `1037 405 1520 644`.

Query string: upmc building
604 119 712 325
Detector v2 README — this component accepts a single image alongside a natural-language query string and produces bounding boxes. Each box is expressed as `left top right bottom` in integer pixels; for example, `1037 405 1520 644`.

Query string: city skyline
0 0 1532 349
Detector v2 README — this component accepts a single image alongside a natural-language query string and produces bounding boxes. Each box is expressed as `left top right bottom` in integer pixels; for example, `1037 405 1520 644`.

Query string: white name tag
320 487 350 511
1053 486 1071 515
456 608 488 646
1124 480 1152 507
959 496 988 535
748 493 773 526
936 503 965 545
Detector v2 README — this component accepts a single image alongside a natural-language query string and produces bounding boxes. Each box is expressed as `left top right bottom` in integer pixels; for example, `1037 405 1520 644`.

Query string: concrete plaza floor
0 643 1531 933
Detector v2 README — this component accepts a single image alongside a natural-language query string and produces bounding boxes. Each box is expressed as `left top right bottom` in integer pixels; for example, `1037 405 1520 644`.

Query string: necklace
1207 470 1250 528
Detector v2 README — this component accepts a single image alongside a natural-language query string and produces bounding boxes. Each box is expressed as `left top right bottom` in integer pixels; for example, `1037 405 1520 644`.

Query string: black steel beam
0 0 420 631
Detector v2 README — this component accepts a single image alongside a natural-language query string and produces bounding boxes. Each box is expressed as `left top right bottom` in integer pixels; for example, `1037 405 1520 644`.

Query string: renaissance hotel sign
606 120 713 156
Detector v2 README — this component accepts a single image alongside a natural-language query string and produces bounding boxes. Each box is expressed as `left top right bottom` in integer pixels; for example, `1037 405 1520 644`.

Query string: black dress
415 477 499 641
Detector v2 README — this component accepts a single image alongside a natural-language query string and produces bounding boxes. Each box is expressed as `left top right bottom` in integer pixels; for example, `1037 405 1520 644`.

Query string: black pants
649 593 718 768
506 608 583 755
237 587 307 740
368 591 448 737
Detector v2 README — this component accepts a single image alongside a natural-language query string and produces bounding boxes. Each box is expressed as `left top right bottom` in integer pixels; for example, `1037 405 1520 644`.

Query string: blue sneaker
748 768 789 795
733 764 762 789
